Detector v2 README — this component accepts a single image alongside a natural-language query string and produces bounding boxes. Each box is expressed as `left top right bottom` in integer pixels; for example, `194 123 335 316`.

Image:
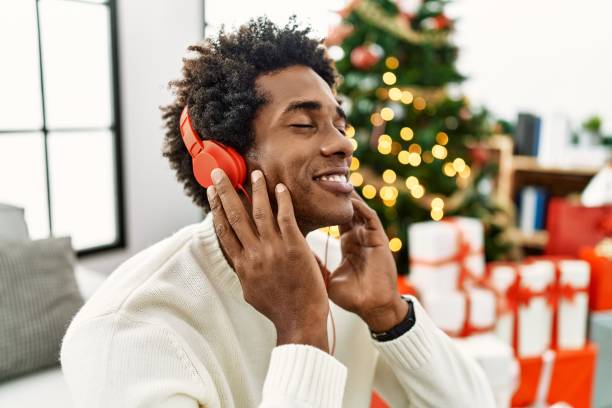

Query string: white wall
80 0 204 275
447 0 612 132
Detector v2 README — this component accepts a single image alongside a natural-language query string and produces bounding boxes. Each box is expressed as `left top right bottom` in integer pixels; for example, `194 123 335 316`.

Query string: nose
320 125 354 159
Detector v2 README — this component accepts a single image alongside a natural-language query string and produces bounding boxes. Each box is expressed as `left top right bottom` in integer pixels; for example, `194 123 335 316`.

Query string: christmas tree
325 0 514 273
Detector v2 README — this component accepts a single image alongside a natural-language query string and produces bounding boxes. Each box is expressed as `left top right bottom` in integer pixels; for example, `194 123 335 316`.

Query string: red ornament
470 146 489 166
434 14 452 30
350 44 381 70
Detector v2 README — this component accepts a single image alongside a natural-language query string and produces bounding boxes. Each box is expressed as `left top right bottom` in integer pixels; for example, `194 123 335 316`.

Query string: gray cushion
0 204 30 241
0 237 84 382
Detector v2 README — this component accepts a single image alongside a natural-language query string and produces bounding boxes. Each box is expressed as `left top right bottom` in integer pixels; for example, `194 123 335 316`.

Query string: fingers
250 170 276 239
211 168 258 248
274 183 302 241
207 186 242 259
349 197 383 231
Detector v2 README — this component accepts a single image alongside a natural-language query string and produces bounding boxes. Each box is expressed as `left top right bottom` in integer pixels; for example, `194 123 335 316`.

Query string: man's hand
207 168 330 352
325 191 409 333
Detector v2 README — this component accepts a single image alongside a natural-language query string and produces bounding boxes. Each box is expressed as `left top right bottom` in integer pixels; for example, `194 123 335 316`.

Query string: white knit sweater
60 213 495 408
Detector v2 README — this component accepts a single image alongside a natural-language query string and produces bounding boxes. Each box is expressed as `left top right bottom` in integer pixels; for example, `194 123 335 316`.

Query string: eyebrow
282 99 347 123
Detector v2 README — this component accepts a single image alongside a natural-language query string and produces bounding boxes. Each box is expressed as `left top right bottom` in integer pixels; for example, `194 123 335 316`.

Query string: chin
299 196 354 232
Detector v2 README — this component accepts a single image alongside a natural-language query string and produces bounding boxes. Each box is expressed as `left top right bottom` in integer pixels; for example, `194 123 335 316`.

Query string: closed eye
290 124 315 128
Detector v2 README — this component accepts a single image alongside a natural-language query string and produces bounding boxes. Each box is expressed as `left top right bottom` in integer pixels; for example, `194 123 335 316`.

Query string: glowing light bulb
432 144 447 160
345 125 355 138
350 157 360 171
405 176 419 190
349 172 363 186
431 208 444 221
398 150 410 164
413 96 426 110
400 127 414 141
382 72 397 85
453 158 466 172
401 91 413 104
385 56 399 70
436 131 449 145
382 169 396 183
389 237 402 252
362 184 377 199
431 197 444 209
411 184 425 198
388 87 402 101
380 107 395 121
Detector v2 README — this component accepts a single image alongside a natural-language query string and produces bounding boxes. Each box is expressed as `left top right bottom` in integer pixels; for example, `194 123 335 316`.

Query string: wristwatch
369 295 415 342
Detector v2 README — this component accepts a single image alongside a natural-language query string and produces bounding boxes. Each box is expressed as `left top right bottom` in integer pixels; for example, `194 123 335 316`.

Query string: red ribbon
411 217 488 336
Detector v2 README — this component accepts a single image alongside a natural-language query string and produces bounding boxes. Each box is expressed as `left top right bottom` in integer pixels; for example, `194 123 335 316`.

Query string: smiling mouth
313 173 353 194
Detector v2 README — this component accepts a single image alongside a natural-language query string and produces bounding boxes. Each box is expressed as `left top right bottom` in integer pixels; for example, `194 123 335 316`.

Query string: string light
443 162 457 177
370 112 384 126
376 88 388 100
350 157 360 171
382 72 397 85
328 225 340 237
411 184 425 198
432 144 448 160
362 184 377 199
453 158 466 172
388 87 402 101
400 127 414 141
378 134 392 145
459 165 471 178
398 150 410 164
377 143 392 155
400 91 413 104
345 125 355 138
431 197 444 209
379 186 394 200
389 237 402 252
383 199 396 207
413 96 426 110
350 139 358 151
408 143 422 154
405 176 419 190
385 56 399 70
380 107 395 121
382 169 396 183
423 151 434 163
431 207 444 221
436 131 449 145
408 152 422 166
349 172 364 186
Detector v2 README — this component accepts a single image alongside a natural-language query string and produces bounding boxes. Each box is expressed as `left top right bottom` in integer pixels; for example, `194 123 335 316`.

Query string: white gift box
553 259 590 350
421 287 496 337
408 217 485 293
453 334 519 408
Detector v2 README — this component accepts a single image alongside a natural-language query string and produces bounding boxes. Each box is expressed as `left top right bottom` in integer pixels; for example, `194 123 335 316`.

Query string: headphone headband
179 106 203 157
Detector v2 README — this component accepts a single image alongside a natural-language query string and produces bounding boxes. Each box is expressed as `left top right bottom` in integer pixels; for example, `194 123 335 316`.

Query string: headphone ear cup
193 141 247 189
192 151 219 188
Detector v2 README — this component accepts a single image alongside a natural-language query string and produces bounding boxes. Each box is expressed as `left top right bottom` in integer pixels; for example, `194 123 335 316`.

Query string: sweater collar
192 212 244 298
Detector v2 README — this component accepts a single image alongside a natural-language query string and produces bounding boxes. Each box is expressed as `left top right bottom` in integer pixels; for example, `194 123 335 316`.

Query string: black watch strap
369 296 415 342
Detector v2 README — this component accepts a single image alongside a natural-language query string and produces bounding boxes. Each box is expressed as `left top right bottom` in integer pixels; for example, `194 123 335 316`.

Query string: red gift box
545 199 612 257
580 248 612 311
511 343 597 407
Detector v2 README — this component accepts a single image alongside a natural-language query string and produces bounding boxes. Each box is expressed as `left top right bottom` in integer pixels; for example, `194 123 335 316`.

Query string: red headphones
179 105 250 200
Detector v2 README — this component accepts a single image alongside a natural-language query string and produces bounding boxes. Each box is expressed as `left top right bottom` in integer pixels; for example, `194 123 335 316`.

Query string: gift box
590 311 612 408
488 259 590 356
579 247 612 311
545 198 612 257
511 343 597 408
408 217 485 293
421 287 496 337
453 334 519 408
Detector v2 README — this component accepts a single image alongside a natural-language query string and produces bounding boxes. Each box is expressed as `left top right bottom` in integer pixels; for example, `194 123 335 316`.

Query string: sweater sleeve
61 312 347 408
261 344 347 407
60 313 217 408
371 296 496 408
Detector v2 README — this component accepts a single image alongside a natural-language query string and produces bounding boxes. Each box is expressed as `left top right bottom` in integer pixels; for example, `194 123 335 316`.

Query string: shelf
512 156 600 176
508 228 549 249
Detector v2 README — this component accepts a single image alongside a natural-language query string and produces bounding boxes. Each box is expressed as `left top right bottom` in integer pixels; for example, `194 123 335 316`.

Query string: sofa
0 203 108 407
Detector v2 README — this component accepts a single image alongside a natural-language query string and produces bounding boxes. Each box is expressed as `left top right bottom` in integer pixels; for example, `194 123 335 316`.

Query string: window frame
0 0 126 257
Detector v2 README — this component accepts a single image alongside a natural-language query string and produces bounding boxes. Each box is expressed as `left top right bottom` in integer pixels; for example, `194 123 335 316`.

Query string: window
0 0 124 254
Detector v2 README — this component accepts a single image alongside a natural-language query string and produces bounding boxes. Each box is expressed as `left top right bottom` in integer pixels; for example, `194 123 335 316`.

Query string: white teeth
317 174 347 183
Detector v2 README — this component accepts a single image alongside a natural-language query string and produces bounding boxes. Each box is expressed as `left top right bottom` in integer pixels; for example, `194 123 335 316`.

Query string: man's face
248 65 354 233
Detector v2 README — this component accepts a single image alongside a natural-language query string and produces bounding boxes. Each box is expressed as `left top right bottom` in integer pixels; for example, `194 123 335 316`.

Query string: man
61 17 494 407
